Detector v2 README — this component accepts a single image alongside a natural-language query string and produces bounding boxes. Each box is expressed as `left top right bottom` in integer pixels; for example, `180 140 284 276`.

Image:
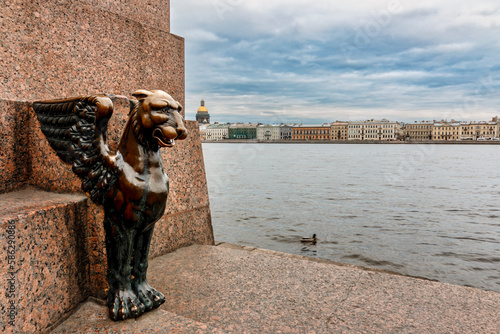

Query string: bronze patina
33 89 188 321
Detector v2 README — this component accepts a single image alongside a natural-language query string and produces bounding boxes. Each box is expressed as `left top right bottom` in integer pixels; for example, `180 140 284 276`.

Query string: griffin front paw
134 281 166 311
108 289 146 321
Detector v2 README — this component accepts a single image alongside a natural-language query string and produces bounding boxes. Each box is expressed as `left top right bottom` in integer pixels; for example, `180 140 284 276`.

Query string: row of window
349 135 395 138
294 130 329 135
407 125 432 129
350 124 395 128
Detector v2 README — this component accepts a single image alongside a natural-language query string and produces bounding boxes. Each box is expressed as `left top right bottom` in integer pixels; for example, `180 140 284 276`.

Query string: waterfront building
405 121 433 141
330 122 348 140
348 119 398 141
196 99 210 124
432 121 461 140
257 124 281 141
228 123 258 139
205 123 229 141
461 118 498 140
280 124 293 140
292 124 331 140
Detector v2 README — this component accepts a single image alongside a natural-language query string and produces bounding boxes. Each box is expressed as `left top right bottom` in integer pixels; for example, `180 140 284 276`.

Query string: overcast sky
171 0 500 124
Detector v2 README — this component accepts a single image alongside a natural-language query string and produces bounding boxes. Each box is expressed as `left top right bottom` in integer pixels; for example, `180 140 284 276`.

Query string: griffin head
131 89 188 149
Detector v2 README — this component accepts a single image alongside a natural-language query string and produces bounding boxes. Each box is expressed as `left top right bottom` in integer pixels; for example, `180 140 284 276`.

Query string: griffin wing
33 95 122 204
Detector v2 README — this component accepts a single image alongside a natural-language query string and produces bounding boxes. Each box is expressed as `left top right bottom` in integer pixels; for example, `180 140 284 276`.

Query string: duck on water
301 234 317 243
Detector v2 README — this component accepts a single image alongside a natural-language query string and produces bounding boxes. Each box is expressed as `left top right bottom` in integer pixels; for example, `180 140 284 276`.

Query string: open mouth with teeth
152 127 175 147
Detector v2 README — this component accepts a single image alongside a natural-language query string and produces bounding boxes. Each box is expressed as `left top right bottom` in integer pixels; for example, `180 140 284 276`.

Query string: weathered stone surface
0 189 92 334
0 0 184 106
0 100 31 194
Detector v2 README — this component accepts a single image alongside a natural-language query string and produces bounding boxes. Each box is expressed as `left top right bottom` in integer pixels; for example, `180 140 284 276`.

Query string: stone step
0 188 100 334
49 298 224 334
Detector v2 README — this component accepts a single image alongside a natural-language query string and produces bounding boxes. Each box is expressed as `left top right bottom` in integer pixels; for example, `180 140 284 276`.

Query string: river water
202 143 500 292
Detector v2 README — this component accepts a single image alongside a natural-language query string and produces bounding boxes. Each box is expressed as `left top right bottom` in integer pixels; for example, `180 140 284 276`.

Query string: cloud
183 29 227 42
172 0 500 123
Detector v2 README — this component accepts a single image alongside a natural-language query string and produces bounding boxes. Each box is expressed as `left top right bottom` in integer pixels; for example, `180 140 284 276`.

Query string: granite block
79 0 171 32
0 189 92 334
150 205 214 259
0 0 184 107
0 100 31 194
162 122 212 214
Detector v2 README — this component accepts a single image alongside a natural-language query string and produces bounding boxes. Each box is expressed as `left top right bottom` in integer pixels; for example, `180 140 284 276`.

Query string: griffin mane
130 101 158 151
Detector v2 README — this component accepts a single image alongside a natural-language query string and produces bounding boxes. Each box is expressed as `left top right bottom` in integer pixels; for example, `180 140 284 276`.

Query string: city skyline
171 0 500 124
193 97 498 125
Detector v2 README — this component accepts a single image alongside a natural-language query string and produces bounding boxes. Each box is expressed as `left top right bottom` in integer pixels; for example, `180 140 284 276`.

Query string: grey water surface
202 143 500 292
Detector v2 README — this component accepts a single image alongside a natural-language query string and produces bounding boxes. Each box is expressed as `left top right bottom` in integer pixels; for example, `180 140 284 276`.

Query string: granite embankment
52 243 500 333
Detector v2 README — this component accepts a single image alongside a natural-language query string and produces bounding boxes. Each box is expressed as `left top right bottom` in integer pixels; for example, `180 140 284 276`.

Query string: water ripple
204 143 500 292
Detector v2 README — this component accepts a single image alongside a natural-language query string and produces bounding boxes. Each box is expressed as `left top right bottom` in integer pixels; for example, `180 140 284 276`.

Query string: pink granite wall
0 0 214 332
0 0 183 109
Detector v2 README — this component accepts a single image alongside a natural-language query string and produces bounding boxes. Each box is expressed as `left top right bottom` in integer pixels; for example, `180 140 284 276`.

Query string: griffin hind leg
103 214 146 320
131 226 165 311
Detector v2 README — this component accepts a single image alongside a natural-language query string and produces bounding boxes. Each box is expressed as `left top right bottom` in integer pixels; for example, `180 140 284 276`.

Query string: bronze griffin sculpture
32 90 187 320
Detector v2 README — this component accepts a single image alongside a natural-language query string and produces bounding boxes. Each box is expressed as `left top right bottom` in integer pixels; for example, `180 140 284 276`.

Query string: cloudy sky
171 0 500 124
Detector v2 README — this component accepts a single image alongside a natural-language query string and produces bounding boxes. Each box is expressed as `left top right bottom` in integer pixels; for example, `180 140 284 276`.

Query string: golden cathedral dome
196 99 210 124
197 105 208 113
197 99 208 113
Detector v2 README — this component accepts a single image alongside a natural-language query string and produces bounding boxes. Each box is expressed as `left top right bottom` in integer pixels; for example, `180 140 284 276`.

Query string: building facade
461 119 497 140
292 124 331 140
257 124 281 141
205 123 229 141
405 121 433 141
280 124 293 140
199 117 500 142
330 122 348 140
228 123 258 139
432 122 461 140
348 119 398 141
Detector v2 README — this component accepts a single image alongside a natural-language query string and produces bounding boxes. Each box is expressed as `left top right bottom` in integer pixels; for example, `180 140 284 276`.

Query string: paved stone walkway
52 243 500 333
